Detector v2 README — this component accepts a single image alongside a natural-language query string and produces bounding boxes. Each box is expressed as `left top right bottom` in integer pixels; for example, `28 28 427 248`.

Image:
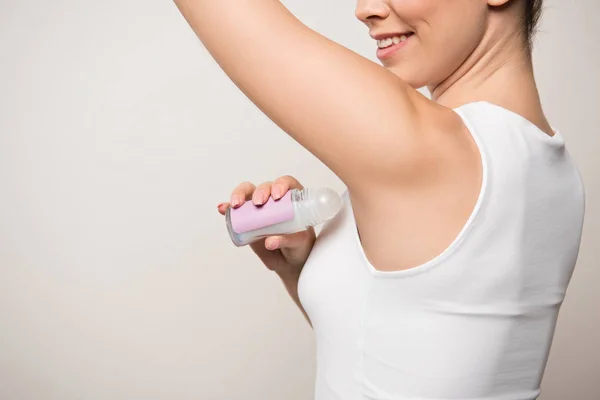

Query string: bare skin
217 176 315 327
174 0 552 280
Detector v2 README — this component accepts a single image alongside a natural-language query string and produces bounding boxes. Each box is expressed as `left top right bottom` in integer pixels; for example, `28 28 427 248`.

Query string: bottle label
230 191 294 234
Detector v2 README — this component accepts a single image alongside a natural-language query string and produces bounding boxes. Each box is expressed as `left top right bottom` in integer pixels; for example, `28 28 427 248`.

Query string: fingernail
231 196 240 207
272 185 282 200
253 190 264 205
266 238 280 250
217 203 226 209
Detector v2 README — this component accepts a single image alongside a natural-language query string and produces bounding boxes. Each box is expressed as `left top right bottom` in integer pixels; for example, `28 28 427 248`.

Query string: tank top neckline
458 101 565 146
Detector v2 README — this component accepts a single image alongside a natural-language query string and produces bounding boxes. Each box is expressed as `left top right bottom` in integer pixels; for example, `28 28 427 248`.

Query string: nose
355 0 391 25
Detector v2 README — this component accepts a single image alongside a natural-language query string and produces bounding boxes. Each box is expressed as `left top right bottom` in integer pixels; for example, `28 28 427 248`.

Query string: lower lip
376 35 413 60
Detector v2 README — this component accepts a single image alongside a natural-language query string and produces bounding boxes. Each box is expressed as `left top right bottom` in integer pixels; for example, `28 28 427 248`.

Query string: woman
175 0 585 398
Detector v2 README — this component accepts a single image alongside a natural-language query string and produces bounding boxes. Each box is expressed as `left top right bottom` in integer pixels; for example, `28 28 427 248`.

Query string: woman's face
355 0 491 89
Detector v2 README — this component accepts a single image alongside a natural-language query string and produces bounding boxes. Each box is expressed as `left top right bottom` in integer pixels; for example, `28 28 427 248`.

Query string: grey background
0 0 597 398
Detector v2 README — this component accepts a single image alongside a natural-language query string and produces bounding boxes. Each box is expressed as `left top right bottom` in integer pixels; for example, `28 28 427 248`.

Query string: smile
376 33 414 60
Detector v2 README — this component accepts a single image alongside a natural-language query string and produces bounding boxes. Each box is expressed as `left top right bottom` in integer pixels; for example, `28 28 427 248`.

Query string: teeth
377 34 409 49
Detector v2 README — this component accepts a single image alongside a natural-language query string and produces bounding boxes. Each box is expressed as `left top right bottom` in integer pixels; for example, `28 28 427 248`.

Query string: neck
429 36 541 111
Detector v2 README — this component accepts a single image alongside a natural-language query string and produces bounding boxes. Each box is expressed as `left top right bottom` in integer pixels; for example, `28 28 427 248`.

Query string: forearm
277 270 313 329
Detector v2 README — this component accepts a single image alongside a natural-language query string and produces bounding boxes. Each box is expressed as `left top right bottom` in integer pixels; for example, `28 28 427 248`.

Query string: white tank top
297 101 586 400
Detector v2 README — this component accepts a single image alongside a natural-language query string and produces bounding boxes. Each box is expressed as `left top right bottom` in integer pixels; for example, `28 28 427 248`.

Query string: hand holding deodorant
226 188 342 246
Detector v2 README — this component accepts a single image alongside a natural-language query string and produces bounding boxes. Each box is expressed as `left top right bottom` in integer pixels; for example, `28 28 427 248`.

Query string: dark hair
524 0 543 49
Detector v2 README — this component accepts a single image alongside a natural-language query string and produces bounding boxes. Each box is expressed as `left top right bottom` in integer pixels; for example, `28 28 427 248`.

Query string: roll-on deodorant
225 187 342 246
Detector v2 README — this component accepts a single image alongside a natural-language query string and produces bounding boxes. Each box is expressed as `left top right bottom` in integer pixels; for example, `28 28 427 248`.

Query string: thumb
266 230 311 250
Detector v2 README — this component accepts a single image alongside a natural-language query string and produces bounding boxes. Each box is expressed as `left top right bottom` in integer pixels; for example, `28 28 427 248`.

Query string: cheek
386 0 486 87
391 0 476 62
390 0 437 26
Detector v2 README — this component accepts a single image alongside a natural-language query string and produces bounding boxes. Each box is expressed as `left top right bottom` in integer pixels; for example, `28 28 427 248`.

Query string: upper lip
370 31 413 41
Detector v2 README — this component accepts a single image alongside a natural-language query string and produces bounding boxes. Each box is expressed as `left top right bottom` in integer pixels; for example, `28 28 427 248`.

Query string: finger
271 175 304 200
217 202 230 215
265 230 312 251
230 181 256 208
264 236 282 250
252 181 273 205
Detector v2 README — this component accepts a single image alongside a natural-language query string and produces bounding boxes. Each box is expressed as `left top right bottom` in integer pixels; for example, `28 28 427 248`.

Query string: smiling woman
172 1 586 399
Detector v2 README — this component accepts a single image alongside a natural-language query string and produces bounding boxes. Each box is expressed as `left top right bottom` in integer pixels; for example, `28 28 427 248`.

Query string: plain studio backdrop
0 0 598 399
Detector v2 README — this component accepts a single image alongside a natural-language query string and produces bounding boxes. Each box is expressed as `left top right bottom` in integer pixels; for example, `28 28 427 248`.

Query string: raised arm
172 0 465 190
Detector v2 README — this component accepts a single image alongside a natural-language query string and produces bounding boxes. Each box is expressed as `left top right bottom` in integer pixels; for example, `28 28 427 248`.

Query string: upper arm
173 0 465 189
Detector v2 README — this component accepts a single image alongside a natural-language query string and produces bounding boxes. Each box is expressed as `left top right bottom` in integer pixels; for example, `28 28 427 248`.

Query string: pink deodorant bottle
225 187 342 246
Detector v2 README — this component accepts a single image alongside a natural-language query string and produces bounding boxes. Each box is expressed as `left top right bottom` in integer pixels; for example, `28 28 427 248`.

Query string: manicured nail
272 185 282 200
253 190 265 205
231 196 241 207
